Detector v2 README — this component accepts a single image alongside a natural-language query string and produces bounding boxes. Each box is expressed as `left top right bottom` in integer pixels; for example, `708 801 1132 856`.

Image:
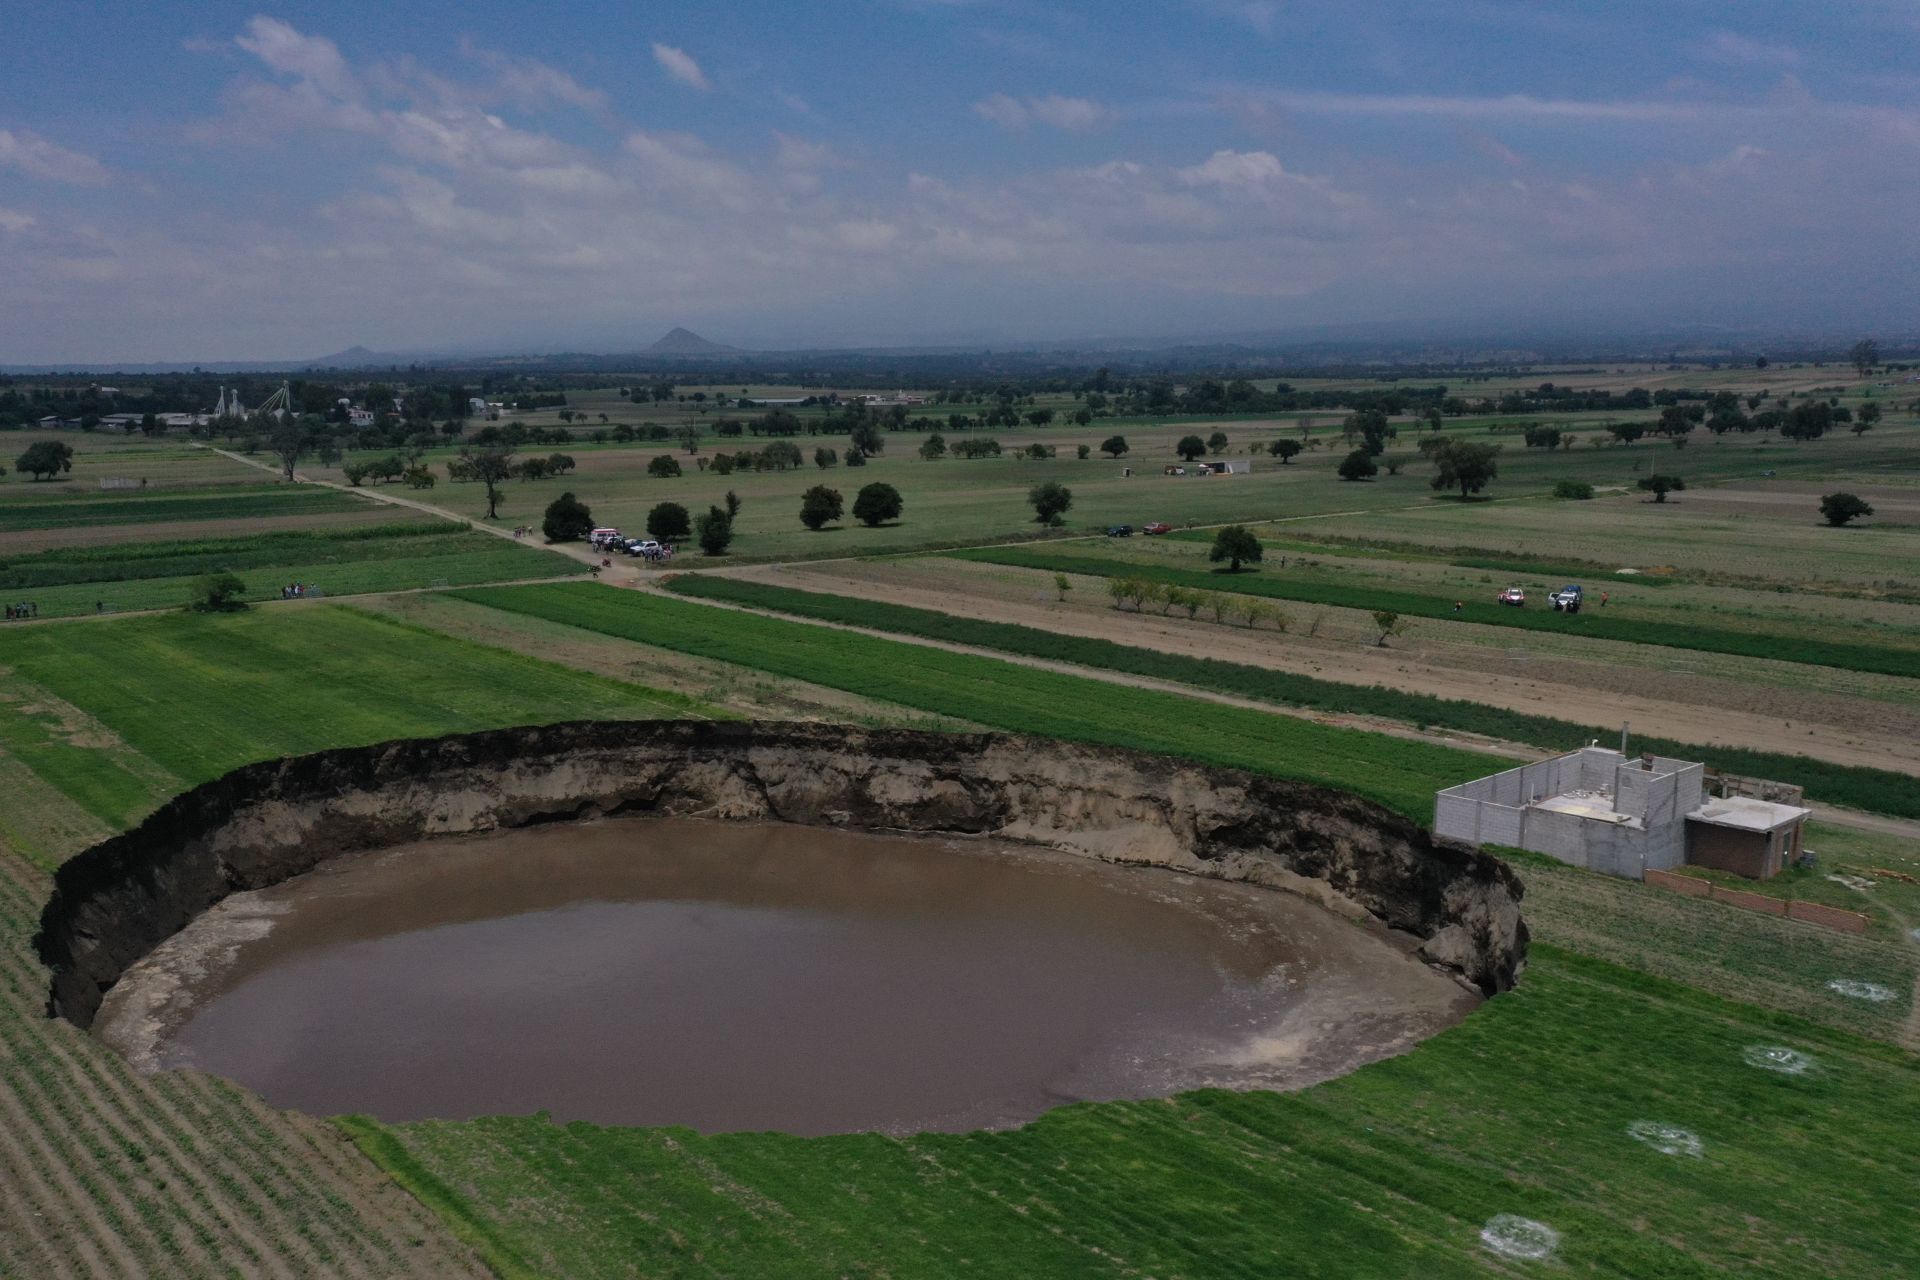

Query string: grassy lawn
342 943 1919 1279
0 604 712 853
452 582 1497 819
660 575 1920 818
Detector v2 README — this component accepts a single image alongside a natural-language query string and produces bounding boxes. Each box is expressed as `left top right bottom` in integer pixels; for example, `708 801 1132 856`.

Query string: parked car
1105 524 1133 537
1549 584 1584 613
1141 522 1173 535
1497 586 1526 606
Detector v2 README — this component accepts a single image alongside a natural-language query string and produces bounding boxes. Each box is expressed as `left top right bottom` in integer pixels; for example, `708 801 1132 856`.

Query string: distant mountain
304 345 386 369
646 327 737 355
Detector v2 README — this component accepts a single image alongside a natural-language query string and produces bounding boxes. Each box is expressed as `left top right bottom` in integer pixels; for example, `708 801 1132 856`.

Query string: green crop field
952 545 1920 679
662 575 1920 818
0 484 369 533
0 521 583 617
452 582 1496 818
0 605 711 859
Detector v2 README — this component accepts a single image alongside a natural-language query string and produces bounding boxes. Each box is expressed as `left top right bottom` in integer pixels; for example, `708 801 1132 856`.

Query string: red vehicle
1497 586 1526 607
1141 522 1173 535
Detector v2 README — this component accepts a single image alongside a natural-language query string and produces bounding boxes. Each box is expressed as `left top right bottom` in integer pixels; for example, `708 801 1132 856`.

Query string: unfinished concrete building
1433 747 1810 881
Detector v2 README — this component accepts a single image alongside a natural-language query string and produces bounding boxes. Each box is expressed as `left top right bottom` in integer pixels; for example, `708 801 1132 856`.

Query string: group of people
279 583 313 599
3 602 37 621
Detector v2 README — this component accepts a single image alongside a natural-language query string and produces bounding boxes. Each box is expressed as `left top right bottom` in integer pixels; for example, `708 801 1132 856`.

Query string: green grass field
0 483 369 532
662 575 1920 818
0 605 711 858
341 931 1920 1279
452 582 1496 818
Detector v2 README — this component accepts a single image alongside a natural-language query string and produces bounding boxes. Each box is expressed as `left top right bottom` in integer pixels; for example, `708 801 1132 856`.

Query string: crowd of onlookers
279 583 313 599
3 602 37 620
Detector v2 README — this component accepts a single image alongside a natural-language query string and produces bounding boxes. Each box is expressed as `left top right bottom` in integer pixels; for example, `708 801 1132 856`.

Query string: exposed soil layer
96 817 1478 1134
38 721 1527 1034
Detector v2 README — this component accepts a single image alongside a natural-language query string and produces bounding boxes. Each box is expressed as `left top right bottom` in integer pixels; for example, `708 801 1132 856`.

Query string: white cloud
459 41 609 112
0 128 112 185
651 43 711 91
973 93 1111 130
1698 31 1799 68
0 206 36 232
235 16 357 99
1178 149 1286 188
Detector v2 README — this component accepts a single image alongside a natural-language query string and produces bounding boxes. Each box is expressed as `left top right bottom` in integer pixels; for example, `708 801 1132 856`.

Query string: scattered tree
696 506 734 555
1372 610 1411 647
799 485 844 530
918 433 947 461
1267 439 1302 464
189 573 247 613
725 489 742 518
852 481 903 527
15 439 75 480
814 446 839 468
1637 474 1686 503
647 454 683 478
1851 337 1879 377
647 501 691 541
1028 480 1073 525
460 445 517 518
542 491 594 542
1209 525 1263 573
1054 573 1071 603
1428 438 1500 499
1337 448 1378 481
1100 435 1129 457
1854 403 1881 435
849 420 884 458
1820 492 1873 527
1176 434 1208 461
1206 431 1230 455
1553 479 1595 500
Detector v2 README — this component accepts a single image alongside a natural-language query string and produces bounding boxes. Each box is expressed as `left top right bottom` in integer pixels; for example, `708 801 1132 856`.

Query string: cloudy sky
2 1 1916 361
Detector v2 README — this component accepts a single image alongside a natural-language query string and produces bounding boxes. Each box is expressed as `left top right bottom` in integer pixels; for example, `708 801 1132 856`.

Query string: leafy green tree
1209 525 1263 572
1337 448 1377 481
1553 479 1594 500
1372 610 1411 647
1054 573 1071 602
1267 439 1302 464
725 489 742 518
1782 401 1833 441
852 482 903 526
918 433 947 460
647 501 691 541
1028 480 1073 524
845 447 867 467
542 491 593 542
814 447 838 468
1428 439 1500 499
460 445 516 518
1820 492 1873 526
849 420 884 458
799 485 843 530
647 454 683 478
1100 435 1129 457
696 506 734 555
1607 423 1645 445
1176 434 1207 461
1853 403 1881 435
1206 431 1229 455
1850 338 1879 377
189 573 247 612
1637 474 1686 503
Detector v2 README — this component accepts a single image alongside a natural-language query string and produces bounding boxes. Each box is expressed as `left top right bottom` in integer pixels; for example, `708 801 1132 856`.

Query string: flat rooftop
1687 797 1811 834
1532 793 1639 826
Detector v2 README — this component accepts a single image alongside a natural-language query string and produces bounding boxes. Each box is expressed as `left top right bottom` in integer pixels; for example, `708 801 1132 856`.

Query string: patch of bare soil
757 559 1920 776
0 841 489 1279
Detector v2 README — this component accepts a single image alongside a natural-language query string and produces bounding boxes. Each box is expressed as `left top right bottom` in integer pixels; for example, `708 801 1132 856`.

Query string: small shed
1685 798 1811 879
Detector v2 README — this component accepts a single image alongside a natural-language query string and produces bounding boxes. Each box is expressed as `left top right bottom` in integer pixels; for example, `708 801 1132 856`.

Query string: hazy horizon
4 2 1917 363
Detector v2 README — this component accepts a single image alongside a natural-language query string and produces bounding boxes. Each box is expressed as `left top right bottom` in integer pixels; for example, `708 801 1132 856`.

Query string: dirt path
0 840 490 1279
741 558 1920 778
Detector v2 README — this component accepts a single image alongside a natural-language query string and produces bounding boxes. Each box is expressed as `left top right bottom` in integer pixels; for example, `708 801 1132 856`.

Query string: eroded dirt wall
38 720 1527 1026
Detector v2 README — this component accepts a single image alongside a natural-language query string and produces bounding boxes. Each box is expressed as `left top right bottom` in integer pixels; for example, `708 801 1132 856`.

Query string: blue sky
2 1 1916 360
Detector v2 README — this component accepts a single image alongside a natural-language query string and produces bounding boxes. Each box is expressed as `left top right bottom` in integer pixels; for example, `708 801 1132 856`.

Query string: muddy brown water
97 817 1477 1135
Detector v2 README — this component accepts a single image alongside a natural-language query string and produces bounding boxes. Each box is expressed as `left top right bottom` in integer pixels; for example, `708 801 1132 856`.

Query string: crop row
664 576 1920 819
952 546 1920 680
454 582 1495 818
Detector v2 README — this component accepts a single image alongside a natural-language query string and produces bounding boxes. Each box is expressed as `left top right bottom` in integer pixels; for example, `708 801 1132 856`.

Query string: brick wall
1642 870 1869 934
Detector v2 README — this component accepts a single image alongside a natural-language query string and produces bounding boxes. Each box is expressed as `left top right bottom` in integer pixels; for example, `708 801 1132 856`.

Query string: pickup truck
1141 522 1173 535
1497 586 1526 606
1549 584 1584 613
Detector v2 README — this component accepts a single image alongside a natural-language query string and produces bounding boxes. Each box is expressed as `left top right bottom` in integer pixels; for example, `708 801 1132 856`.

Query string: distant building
1434 747 1810 880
